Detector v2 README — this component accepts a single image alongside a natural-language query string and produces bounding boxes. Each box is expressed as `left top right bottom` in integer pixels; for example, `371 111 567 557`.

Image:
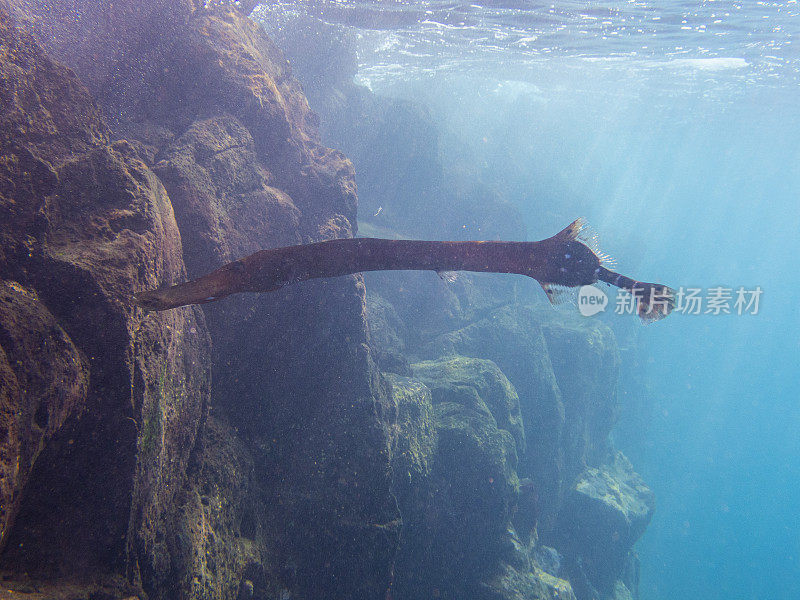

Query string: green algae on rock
385 366 521 599
412 356 526 456
385 363 581 600
552 451 655 598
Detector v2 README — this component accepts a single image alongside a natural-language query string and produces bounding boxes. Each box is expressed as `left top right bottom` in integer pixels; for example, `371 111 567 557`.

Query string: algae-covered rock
366 292 411 375
433 398 519 538
384 374 437 497
422 304 564 528
2 5 397 599
138 12 398 600
382 374 438 600
422 304 622 534
152 115 302 280
384 363 522 600
482 563 577 600
0 281 89 549
553 451 654 595
609 579 635 600
1 3 654 600
168 416 291 600
412 356 525 455
0 8 210 589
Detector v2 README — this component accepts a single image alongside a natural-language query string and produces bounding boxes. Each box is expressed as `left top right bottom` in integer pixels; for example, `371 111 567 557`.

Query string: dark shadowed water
259 2 800 599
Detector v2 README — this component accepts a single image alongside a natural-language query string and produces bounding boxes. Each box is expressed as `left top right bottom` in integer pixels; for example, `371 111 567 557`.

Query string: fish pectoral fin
540 283 576 307
436 270 460 283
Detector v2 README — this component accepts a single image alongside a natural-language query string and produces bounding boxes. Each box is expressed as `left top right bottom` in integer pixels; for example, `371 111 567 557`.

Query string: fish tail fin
597 267 674 323
635 283 676 324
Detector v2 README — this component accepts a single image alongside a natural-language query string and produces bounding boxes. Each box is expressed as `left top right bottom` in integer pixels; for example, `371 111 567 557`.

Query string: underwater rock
3 1 259 97
168 416 274 600
0 3 401 593
552 451 654 597
385 363 580 600
364 262 530 351
24 5 397 599
366 271 466 345
361 230 645 599
131 9 399 600
3 0 194 94
533 545 563 577
372 261 638 594
412 357 526 456
366 293 412 375
383 374 437 514
0 8 210 591
540 315 620 482
423 304 622 532
421 304 565 531
1 3 656 600
152 115 302 282
481 563 577 600
0 281 89 551
385 365 522 600
609 579 635 600
327 89 526 241
268 15 526 241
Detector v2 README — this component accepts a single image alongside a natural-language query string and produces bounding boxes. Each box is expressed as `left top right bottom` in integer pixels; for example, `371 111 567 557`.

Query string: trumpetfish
134 218 674 323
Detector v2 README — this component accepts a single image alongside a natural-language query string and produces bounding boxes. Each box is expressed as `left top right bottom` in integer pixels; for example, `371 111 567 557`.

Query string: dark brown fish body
134 219 674 322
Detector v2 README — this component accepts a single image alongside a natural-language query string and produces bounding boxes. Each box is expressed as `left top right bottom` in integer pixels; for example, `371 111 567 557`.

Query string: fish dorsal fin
554 218 616 267
554 217 588 242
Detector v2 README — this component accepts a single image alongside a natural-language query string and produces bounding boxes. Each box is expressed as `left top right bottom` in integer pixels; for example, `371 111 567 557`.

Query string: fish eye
565 253 571 259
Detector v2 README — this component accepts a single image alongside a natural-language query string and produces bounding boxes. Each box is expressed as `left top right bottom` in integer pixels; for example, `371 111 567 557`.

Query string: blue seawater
261 2 800 599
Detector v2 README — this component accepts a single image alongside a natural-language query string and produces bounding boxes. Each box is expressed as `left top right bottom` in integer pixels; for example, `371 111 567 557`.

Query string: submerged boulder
1 3 657 600
385 360 582 600
0 8 209 592
366 263 644 600
0 281 89 552
552 451 654 597
483 563 577 600
385 361 520 600
421 304 565 530
541 314 620 482
412 356 525 456
134 10 399 600
366 292 412 375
